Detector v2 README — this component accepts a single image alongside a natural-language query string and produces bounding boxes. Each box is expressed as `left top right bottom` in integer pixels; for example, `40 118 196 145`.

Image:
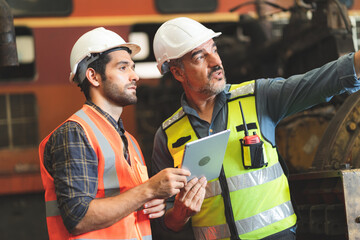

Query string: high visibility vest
39 104 152 240
162 81 296 239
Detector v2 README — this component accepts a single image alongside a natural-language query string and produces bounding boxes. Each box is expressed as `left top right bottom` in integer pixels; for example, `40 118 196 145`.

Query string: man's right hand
147 168 190 199
164 176 207 232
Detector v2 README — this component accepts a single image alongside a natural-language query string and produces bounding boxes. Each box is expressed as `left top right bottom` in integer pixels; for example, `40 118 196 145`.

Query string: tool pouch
240 139 267 169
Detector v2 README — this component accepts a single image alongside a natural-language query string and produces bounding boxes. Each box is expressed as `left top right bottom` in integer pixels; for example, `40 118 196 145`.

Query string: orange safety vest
39 104 152 240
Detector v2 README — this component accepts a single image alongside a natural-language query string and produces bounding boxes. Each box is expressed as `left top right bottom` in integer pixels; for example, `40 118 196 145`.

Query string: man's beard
102 78 137 107
186 65 226 96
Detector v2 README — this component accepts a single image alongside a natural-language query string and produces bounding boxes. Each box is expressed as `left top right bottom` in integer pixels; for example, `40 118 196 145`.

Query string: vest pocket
241 140 268 169
136 162 149 182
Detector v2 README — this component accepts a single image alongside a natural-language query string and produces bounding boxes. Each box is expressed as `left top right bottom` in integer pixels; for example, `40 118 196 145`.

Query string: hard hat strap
77 54 100 83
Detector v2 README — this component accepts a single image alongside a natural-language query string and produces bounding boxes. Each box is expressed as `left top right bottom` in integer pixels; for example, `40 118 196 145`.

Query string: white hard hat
69 27 141 83
153 17 221 74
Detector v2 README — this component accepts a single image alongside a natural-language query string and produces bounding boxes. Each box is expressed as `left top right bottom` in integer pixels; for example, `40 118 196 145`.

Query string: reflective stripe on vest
162 108 185 129
205 161 283 199
229 82 255 99
75 109 120 197
46 200 60 217
193 201 294 240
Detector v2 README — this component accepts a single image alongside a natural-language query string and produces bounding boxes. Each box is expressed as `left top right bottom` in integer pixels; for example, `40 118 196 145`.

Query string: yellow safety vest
162 81 296 239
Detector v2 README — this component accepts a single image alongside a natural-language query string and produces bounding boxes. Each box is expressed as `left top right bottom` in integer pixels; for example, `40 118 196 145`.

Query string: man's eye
196 55 204 61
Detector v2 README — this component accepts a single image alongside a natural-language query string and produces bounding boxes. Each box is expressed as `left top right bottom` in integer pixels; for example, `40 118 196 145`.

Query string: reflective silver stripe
105 188 122 197
128 136 144 165
235 201 294 235
75 109 120 197
205 162 284 199
162 108 185 129
229 82 255 99
76 235 152 240
193 201 294 240
45 200 60 217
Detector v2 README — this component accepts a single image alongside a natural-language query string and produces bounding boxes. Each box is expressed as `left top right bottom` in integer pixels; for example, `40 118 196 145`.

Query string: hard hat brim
157 31 222 74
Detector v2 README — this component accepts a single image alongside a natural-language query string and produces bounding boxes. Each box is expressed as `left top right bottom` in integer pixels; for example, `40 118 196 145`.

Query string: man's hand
71 168 190 235
164 176 207 231
142 199 166 219
147 168 190 199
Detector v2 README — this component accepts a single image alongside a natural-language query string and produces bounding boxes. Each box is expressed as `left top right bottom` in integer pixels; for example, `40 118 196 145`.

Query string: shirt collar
180 84 231 119
85 101 125 132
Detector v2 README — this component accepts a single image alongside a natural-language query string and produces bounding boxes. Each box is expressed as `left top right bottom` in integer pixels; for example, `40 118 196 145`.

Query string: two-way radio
239 101 260 144
238 101 267 169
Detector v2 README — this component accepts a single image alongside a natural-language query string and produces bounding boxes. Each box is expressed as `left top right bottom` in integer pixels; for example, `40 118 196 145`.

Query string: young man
39 27 190 240
150 17 360 240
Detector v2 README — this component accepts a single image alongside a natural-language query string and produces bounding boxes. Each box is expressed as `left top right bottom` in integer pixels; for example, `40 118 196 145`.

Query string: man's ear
170 66 184 83
86 68 100 87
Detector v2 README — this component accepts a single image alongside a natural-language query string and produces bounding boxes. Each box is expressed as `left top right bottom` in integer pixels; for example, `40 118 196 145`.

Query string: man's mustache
208 65 223 78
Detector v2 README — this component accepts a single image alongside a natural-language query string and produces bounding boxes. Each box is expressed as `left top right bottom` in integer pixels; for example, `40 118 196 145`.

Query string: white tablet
181 129 230 181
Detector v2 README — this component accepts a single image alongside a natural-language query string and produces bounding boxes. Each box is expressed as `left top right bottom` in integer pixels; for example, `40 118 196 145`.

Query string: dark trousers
260 227 296 240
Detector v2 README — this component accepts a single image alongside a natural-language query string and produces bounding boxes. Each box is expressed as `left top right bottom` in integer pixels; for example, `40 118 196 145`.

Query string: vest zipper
219 166 241 240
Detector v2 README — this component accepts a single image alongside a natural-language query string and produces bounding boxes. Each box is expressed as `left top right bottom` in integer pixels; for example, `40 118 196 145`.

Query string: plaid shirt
43 101 129 231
